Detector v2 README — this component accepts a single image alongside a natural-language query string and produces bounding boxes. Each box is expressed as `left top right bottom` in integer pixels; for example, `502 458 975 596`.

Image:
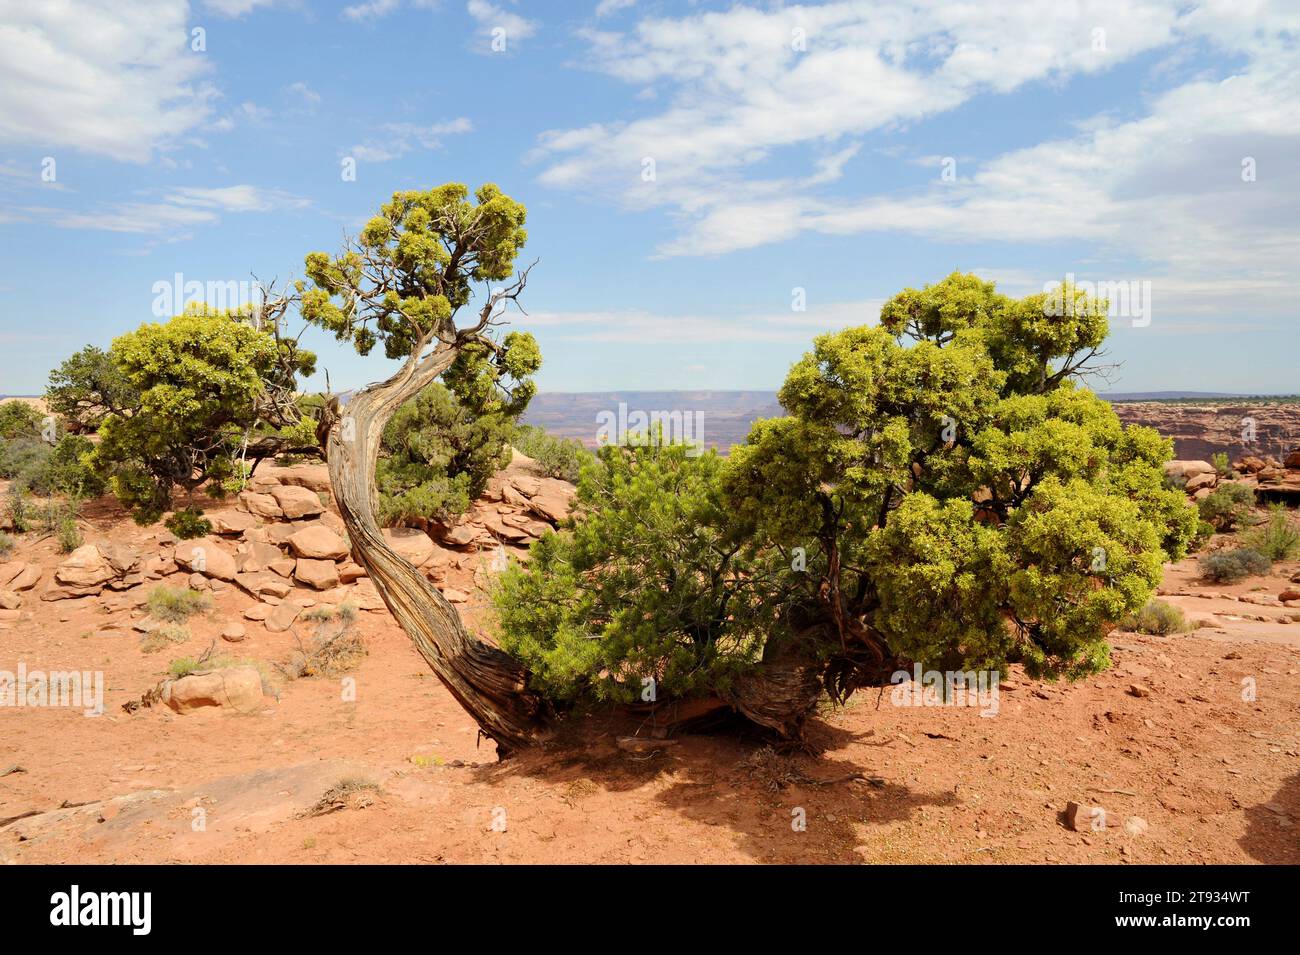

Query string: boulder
338 561 367 584
273 464 331 492
528 491 571 525
220 622 247 642
294 558 340 591
172 538 237 582
55 545 116 589
288 525 349 561
1185 472 1217 493
270 485 325 520
0 561 28 589
243 605 270 621
235 541 283 574
234 571 293 599
209 511 257 535
442 523 484 547
382 527 435 567
0 590 21 610
1235 455 1267 474
349 579 386 612
268 559 296 578
163 667 264 714
240 491 283 519
2 563 41 592
1164 460 1216 481
1285 449 1300 470
265 601 302 633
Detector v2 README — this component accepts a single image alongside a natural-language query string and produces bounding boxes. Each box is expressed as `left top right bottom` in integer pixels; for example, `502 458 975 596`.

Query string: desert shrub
55 516 82 554
146 585 212 623
0 531 12 557
1200 547 1272 583
1121 599 1189 635
164 507 212 540
305 777 379 816
378 376 535 527
279 604 366 678
6 487 31 533
0 434 105 499
1241 504 1300 561
1198 482 1256 531
0 402 43 440
1211 452 1232 478
168 655 207 679
511 424 592 482
1191 519 1215 551
141 623 191 653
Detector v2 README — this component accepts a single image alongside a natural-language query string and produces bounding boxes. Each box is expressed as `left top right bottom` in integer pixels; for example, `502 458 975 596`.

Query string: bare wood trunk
321 351 549 756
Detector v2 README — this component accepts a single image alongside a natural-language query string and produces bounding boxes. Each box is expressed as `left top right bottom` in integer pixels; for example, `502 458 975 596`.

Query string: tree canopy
494 272 1197 722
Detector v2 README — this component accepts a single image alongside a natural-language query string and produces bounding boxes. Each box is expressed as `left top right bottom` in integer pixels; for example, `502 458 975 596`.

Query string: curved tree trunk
320 349 550 756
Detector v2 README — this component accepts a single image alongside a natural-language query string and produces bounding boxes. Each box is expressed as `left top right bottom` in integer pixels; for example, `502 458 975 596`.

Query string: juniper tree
494 272 1197 737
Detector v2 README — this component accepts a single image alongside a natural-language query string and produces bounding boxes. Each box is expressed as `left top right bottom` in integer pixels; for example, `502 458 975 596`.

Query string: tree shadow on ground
471 713 958 863
1239 772 1299 863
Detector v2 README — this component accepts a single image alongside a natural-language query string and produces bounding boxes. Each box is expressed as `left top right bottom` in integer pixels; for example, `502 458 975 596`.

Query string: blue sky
1 0 1297 396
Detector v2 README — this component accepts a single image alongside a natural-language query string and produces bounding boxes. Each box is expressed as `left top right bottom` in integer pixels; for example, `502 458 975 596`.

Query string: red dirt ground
2 491 1297 864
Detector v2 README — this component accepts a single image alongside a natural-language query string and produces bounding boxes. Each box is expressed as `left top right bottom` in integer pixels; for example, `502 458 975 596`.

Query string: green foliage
511 424 591 482
0 401 43 439
45 346 138 431
1242 504 1300 561
6 486 31 533
0 531 12 557
55 517 82 554
378 376 532 526
83 308 311 523
1200 547 1272 583
1211 452 1232 478
1121 599 1190 635
164 507 213 540
302 183 528 360
1197 482 1256 531
494 440 766 704
146 585 212 623
496 272 1197 709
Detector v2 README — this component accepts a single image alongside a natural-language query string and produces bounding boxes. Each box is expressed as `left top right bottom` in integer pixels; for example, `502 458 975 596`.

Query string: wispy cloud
346 117 474 163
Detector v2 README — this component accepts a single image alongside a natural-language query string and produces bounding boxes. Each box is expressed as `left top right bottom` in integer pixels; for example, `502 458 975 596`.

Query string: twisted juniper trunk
320 349 549 756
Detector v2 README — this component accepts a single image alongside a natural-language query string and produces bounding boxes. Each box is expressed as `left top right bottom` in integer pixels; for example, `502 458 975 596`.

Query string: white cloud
0 0 217 163
528 299 886 345
346 117 474 162
24 185 309 233
284 81 321 109
342 0 401 21
533 0 1300 322
595 0 636 17
203 0 284 15
467 0 537 47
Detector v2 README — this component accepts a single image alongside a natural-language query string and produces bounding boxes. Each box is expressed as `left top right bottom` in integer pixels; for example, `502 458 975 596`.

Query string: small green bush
1200 547 1272 583
56 516 81 554
1211 451 1232 478
146 585 212 623
6 487 31 533
1198 482 1256 531
1241 504 1299 561
1121 599 1190 635
0 402 43 440
511 424 592 483
164 507 212 540
0 531 12 557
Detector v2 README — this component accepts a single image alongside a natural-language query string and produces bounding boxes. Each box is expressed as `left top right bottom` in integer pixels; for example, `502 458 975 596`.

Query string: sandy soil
1 494 1297 865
